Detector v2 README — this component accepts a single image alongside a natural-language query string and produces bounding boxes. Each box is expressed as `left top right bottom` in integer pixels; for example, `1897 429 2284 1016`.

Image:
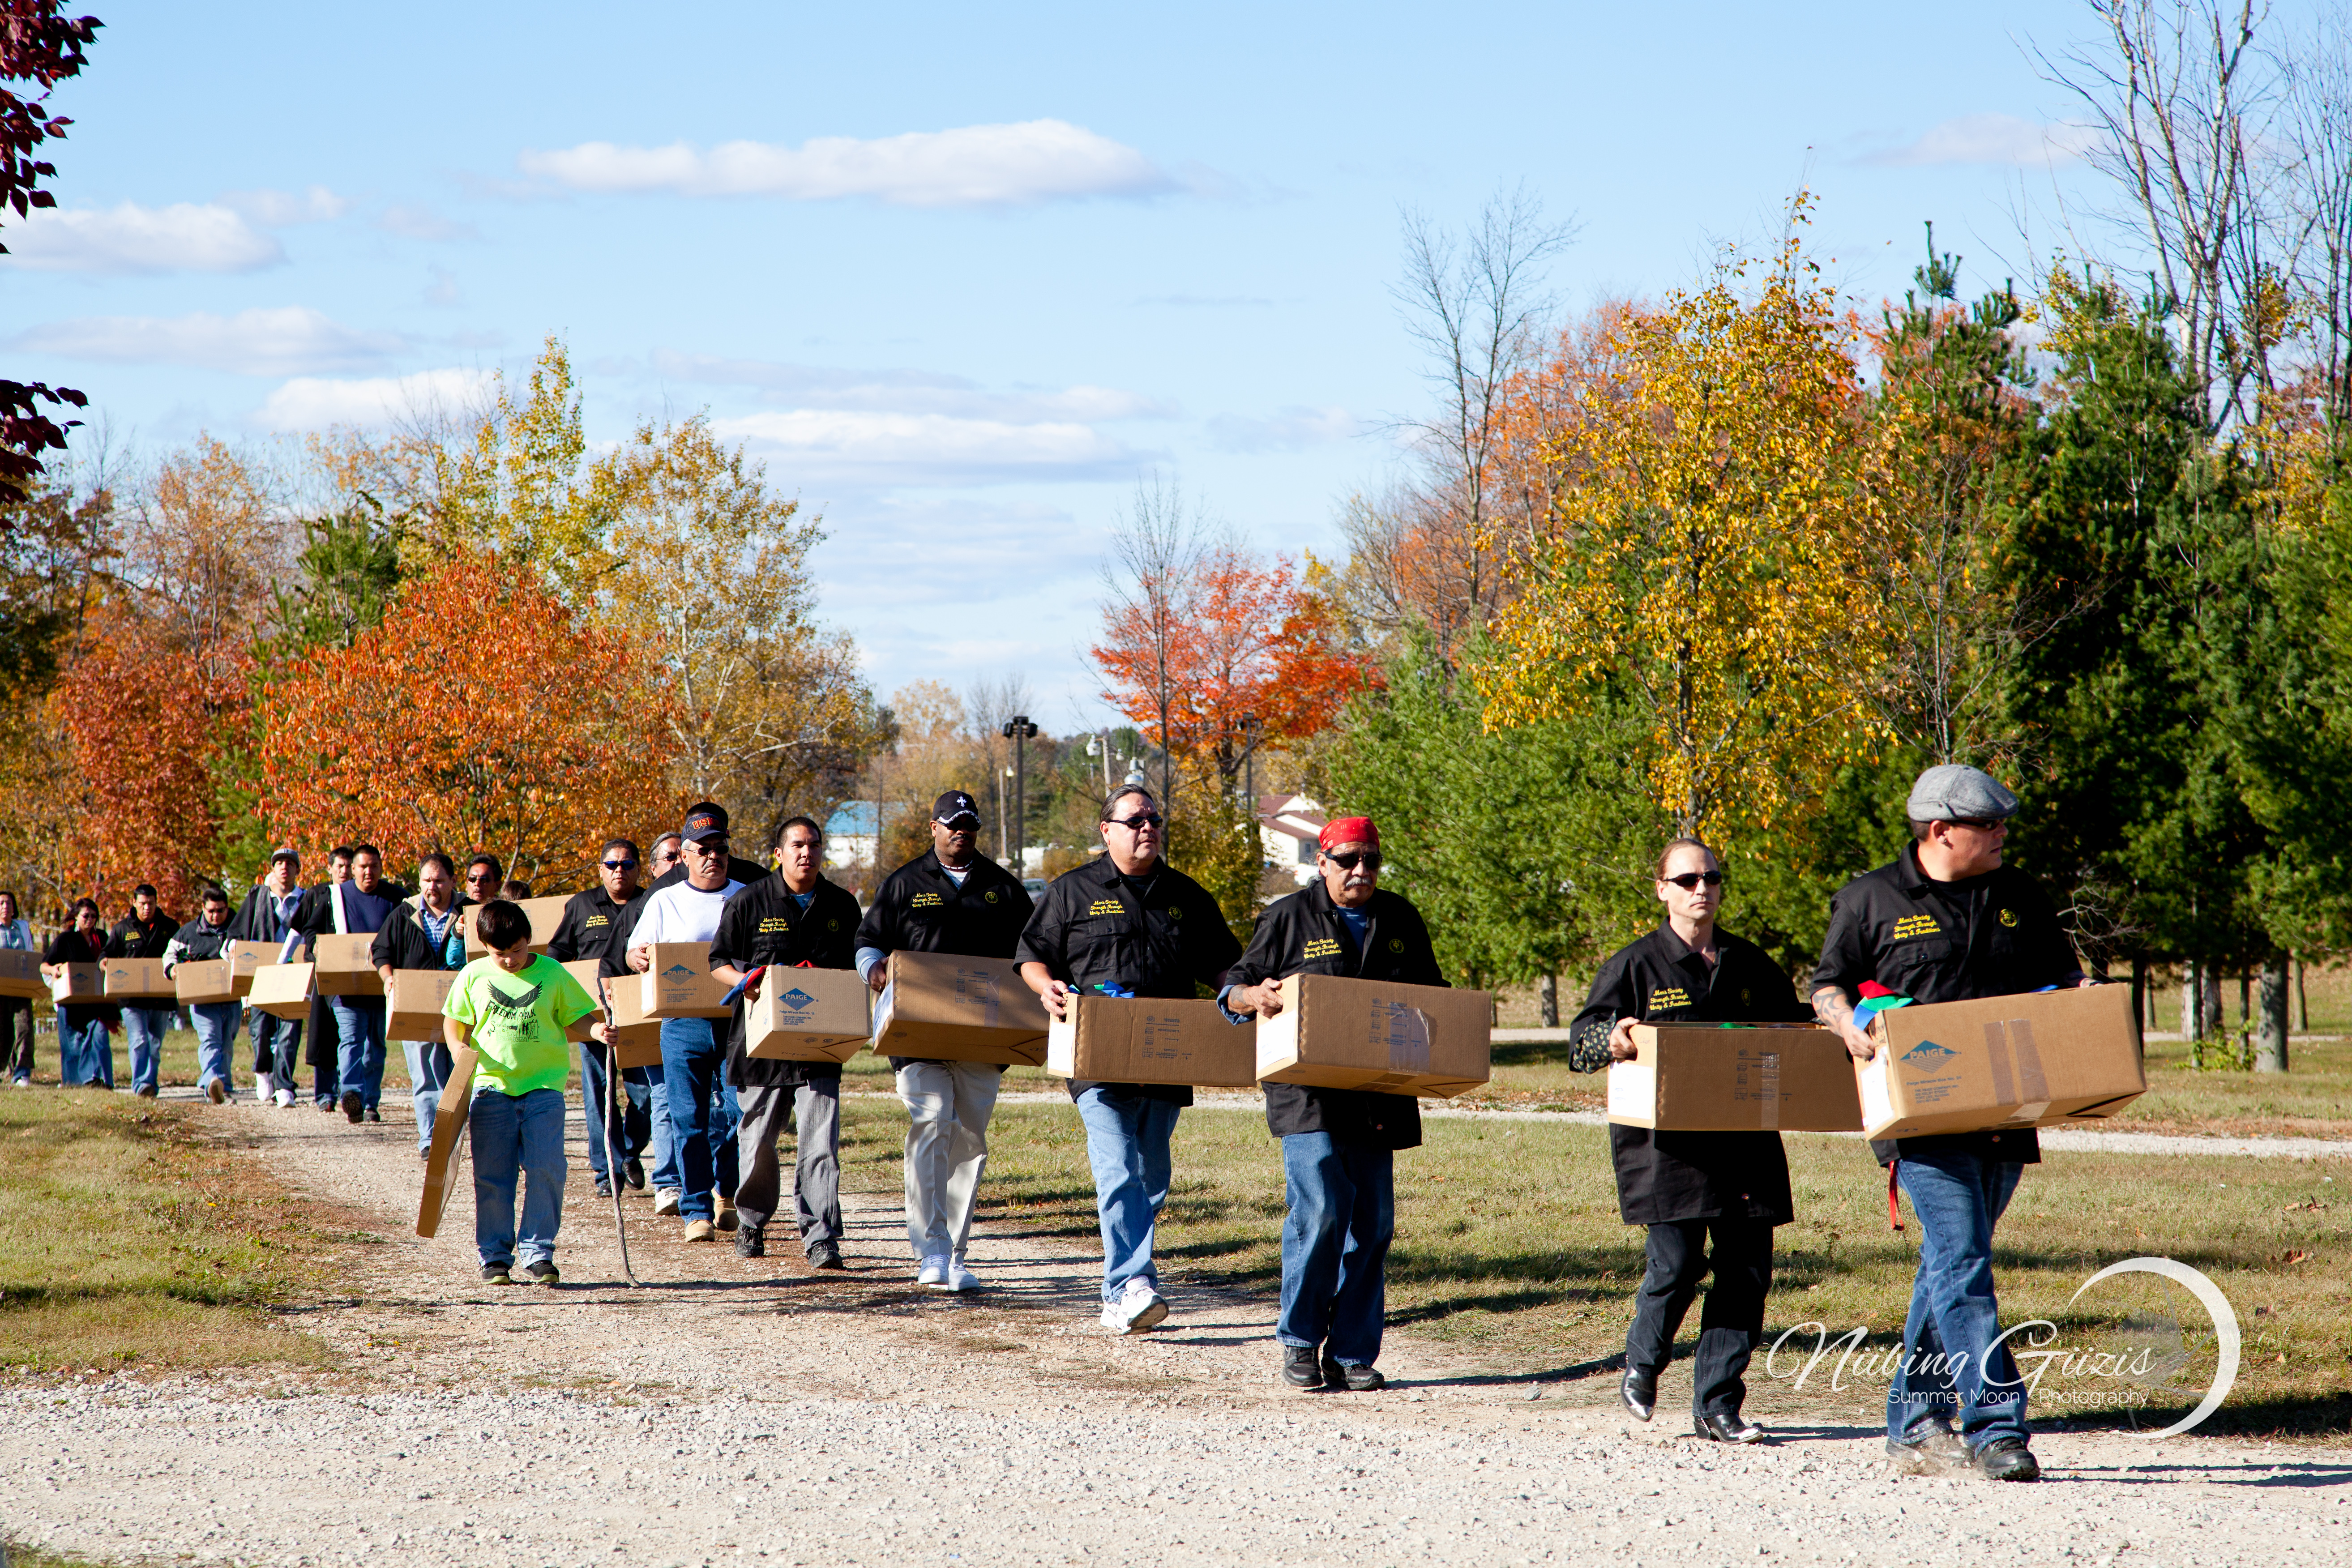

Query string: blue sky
7 1 2149 723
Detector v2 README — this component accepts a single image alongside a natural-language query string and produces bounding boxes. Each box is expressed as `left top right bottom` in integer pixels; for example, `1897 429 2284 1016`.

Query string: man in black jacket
854 789 1033 1291
1223 815 1435 1392
709 816 862 1267
287 847 353 1111
290 844 408 1124
1812 765 2088 1484
230 849 307 1107
371 853 467 1158
1018 785 1241 1335
105 884 178 1101
548 837 653 1198
162 887 240 1103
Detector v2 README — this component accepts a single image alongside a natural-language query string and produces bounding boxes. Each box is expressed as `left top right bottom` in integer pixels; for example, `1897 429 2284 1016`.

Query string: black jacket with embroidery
1812 843 2082 1166
855 849 1034 1070
1015 854 1241 1107
1571 924 1810 1225
1227 881 1438 1150
709 874 863 1089
547 886 648 979
103 913 176 961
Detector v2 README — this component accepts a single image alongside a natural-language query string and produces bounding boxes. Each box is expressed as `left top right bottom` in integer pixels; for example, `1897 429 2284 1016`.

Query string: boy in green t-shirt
443 900 600 1285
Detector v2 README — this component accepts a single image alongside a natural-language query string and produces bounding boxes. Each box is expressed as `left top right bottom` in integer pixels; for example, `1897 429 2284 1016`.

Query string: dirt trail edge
2 1092 2345 1568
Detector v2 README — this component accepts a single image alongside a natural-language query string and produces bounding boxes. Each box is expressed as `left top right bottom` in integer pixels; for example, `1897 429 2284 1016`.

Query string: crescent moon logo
2069 1256 2240 1437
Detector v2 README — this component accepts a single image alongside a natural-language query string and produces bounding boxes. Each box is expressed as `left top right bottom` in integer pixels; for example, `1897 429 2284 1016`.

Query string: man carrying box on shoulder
372 853 468 1160
105 884 178 1102
163 887 242 1104
1019 785 1240 1336
1812 764 2089 1485
231 850 307 1108
549 837 654 1201
855 790 1034 1293
1223 814 1438 1394
710 816 862 1269
444 899 601 1286
625 803 749 1241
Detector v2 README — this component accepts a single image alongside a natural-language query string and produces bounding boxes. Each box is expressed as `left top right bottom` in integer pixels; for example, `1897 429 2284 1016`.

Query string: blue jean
659 1019 739 1221
402 1038 455 1154
1888 1150 2029 1447
579 1043 654 1184
470 1086 565 1268
122 1006 174 1096
248 1009 301 1081
1074 1085 1181 1302
58 1017 109 1087
190 1003 242 1094
332 996 387 1111
1277 1134 1394 1367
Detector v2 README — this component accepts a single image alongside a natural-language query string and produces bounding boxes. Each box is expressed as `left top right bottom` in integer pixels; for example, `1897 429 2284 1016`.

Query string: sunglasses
602 858 639 871
938 815 980 830
1664 870 1724 889
1105 812 1163 832
1326 849 1381 872
1950 817 2006 833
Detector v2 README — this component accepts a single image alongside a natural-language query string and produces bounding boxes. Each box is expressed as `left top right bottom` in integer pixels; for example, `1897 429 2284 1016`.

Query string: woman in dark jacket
1570 837 1810 1444
41 898 117 1089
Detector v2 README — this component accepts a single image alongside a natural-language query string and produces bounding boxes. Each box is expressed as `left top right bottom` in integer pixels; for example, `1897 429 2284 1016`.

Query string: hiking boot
683 1218 716 1243
1621 1366 1657 1422
1320 1357 1386 1392
1282 1344 1324 1389
340 1089 364 1124
1887 1425 1972 1475
808 1239 846 1271
735 1223 766 1258
1698 1411 1767 1444
714 1197 739 1233
480 1262 513 1285
521 1260 560 1287
1974 1437 2041 1482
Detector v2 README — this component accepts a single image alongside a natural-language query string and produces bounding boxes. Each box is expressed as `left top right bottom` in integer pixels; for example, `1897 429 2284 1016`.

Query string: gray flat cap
1907 764 2020 823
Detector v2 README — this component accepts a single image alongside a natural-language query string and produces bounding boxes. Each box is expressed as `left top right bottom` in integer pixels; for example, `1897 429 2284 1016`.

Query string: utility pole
1001 714 1039 875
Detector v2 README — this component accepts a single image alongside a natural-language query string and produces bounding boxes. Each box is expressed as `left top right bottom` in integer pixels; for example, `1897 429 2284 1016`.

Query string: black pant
250 1010 303 1078
1 996 31 1081
1625 1216 1775 1417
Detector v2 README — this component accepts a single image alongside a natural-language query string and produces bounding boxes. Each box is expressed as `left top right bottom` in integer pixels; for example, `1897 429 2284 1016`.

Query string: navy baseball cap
680 802 730 843
932 790 980 826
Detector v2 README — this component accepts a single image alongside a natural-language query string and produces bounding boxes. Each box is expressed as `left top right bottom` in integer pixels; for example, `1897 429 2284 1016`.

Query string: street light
1001 713 1039 874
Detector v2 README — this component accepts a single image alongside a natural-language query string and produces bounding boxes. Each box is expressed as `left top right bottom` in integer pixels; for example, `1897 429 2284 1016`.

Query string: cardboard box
245 961 314 1019
175 959 241 1006
872 950 1051 1066
101 957 176 1001
1254 973 1492 1098
416 1045 478 1239
310 933 382 995
462 896 569 957
1856 984 2147 1141
225 940 282 995
637 942 730 1020
0 949 41 999
744 966 872 1063
604 969 665 1068
47 962 100 1004
1046 994 1258 1087
385 970 460 1041
1607 1025 1862 1131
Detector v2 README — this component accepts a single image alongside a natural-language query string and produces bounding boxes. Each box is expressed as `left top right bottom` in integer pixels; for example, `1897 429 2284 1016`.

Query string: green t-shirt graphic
443 953 598 1097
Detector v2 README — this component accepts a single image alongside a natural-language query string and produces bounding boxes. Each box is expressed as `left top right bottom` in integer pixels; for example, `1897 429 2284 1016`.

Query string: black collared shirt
709 873 863 1089
1570 924 1810 1226
1228 880 1441 1150
855 848 1034 1070
103 913 176 961
1016 854 1241 1107
547 886 647 978
1813 843 2082 1166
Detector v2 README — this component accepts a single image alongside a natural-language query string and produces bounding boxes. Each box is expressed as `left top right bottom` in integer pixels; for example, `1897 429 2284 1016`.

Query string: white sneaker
943 1260 979 1294
1112 1279 1169 1334
274 1089 296 1108
916 1254 949 1288
255 1072 278 1102
654 1187 683 1216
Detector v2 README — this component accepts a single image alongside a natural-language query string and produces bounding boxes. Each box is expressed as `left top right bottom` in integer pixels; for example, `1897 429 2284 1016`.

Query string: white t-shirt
626 879 744 948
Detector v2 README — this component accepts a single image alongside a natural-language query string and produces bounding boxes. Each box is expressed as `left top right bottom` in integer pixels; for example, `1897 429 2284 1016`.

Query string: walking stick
595 976 642 1287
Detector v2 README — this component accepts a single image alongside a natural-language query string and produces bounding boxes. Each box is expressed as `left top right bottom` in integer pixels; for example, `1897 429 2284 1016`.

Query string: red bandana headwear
1319 816 1378 854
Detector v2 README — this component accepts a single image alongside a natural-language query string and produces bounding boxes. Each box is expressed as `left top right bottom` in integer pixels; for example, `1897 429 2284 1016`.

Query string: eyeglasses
1326 849 1382 872
601 859 639 871
1664 870 1724 889
1104 812 1163 832
466 872 497 885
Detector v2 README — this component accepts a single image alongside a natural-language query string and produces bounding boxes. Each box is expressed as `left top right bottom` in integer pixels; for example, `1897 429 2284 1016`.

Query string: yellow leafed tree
1483 205 1881 836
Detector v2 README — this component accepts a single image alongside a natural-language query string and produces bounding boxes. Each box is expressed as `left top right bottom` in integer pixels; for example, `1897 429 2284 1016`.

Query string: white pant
895 1060 1001 1262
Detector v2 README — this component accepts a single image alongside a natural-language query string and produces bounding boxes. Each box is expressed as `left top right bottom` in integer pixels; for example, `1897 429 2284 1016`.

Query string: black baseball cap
680 802 730 843
932 790 980 827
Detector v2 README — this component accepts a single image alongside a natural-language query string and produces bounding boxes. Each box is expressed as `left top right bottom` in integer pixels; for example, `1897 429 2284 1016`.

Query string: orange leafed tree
258 550 680 888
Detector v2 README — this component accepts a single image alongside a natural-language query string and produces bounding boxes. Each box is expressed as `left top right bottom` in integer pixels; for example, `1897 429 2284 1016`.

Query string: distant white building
1257 793 1326 886
823 802 898 870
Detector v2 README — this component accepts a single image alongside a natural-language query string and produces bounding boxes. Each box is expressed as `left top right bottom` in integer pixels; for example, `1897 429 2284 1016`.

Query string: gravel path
1 1090 2345 1567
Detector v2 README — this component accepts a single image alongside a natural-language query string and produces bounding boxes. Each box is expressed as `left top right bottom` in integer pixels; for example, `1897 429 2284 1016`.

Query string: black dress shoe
1281 1344 1323 1389
623 1158 646 1191
1320 1357 1386 1392
1698 1411 1767 1444
1620 1367 1657 1422
806 1238 845 1270
1973 1436 2040 1482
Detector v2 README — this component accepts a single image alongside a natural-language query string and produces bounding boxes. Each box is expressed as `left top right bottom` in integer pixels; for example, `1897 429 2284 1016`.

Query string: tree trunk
1539 971 1559 1028
2184 961 2202 1042
2256 955 2290 1074
2296 955 2308 1032
2201 966 2226 1042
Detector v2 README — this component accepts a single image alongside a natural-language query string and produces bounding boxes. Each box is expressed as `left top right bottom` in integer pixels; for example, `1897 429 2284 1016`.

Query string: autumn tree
0 4 99 503
259 549 678 889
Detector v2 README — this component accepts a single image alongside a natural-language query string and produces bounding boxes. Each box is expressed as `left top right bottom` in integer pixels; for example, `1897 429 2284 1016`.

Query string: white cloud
14 307 406 376
711 408 1141 484
1207 405 1363 453
379 203 479 241
254 367 495 431
1864 114 2103 168
0 201 283 274
650 350 1173 421
220 185 351 225
517 119 1173 207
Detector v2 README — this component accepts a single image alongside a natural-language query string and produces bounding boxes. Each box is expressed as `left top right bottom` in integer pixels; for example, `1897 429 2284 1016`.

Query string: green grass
0 1088 333 1375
